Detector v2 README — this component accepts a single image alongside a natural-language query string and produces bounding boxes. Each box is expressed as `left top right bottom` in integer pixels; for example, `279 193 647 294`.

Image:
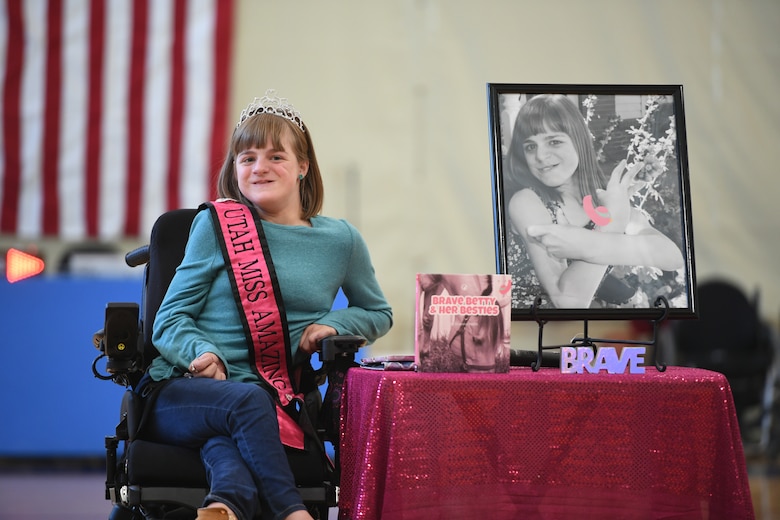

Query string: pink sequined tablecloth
338 366 753 520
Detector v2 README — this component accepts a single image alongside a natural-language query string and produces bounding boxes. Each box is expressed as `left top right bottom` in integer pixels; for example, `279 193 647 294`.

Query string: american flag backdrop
1 0 234 240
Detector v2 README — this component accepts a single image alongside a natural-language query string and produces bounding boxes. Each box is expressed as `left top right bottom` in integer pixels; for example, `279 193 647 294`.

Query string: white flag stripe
17 0 47 238
141 0 174 239
180 0 216 212
58 0 90 240
98 0 132 239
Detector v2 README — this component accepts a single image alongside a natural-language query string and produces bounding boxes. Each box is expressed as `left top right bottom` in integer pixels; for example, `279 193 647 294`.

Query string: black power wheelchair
91 208 366 520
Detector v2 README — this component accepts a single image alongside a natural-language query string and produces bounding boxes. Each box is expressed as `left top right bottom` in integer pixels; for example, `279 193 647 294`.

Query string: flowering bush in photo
583 94 687 309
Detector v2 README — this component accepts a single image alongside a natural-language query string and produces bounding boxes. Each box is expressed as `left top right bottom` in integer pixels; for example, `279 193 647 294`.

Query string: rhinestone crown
237 89 305 132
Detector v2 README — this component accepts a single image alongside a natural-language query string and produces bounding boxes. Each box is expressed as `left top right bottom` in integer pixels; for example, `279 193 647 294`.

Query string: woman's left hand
596 159 642 232
299 323 338 354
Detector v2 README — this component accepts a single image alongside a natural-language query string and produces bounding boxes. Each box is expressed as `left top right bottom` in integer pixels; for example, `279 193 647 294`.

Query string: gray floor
1 461 777 520
0 472 109 520
0 472 339 520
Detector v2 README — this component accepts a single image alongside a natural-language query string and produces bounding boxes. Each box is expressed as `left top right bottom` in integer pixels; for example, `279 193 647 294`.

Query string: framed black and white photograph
487 83 696 321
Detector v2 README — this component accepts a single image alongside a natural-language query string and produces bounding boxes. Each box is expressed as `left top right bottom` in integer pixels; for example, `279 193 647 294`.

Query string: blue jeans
139 375 306 520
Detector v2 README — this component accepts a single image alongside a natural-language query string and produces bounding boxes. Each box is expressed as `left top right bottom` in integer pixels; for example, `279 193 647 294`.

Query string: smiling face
507 94 607 204
522 131 580 189
216 110 325 221
235 129 309 224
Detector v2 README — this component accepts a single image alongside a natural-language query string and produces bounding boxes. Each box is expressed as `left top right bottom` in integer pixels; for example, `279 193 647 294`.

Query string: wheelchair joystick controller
319 335 367 362
92 302 142 383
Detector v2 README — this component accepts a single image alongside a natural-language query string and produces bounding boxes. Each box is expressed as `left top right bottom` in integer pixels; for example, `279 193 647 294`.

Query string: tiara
237 89 305 132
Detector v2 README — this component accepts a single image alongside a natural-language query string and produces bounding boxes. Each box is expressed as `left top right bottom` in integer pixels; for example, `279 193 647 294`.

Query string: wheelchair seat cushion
127 439 207 487
126 438 327 489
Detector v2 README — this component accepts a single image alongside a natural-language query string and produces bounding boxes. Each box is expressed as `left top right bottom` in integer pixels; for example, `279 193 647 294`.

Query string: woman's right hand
189 352 227 380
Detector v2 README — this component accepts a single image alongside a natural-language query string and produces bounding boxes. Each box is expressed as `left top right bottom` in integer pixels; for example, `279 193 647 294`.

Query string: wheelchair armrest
125 245 149 267
318 335 367 362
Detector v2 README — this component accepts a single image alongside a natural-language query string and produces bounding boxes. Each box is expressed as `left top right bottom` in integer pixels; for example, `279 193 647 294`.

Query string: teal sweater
148 209 393 382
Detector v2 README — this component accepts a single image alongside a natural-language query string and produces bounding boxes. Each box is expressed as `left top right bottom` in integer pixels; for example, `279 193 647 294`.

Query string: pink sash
204 200 305 450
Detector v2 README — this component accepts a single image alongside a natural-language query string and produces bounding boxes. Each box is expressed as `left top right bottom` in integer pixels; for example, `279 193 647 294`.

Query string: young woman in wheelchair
136 91 393 520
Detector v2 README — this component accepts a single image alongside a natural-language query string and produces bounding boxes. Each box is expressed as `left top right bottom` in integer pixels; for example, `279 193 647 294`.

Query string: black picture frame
487 83 696 321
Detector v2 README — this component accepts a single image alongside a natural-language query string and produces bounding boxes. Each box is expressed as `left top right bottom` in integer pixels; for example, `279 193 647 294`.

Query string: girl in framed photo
504 93 684 309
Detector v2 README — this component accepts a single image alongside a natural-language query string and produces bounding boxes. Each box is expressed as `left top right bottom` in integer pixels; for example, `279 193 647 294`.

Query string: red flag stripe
166 0 186 212
209 0 233 202
123 0 148 237
1 0 24 234
85 0 106 237
42 0 63 235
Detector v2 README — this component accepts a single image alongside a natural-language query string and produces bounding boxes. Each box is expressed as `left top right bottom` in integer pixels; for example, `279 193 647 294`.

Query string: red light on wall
6 248 45 283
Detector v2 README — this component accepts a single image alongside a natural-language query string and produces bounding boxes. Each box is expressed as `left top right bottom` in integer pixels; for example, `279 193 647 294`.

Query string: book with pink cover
415 273 512 373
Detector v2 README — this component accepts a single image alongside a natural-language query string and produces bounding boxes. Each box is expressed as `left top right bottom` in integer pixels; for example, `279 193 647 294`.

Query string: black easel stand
530 296 670 372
